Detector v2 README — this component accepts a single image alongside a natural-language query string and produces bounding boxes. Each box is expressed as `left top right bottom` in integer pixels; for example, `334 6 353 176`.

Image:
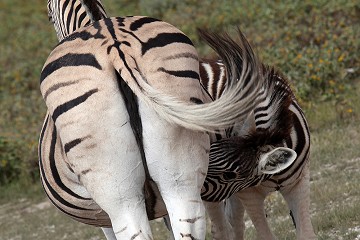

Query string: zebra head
201 134 296 202
47 0 107 41
201 68 297 202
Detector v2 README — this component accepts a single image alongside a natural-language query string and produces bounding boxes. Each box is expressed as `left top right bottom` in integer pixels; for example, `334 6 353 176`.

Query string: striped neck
47 0 107 41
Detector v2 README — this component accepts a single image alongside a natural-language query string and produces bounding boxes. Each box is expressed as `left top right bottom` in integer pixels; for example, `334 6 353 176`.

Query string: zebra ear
258 147 297 174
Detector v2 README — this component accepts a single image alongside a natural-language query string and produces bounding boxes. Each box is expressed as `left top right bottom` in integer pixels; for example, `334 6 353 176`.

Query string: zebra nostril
223 171 237 180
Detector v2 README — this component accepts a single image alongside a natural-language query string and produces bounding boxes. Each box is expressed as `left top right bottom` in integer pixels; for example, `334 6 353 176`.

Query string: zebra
198 50 315 239
40 1 273 239
41 1 303 239
47 0 107 41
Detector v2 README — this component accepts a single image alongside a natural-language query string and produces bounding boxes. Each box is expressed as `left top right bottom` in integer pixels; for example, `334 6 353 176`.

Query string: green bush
0 136 23 184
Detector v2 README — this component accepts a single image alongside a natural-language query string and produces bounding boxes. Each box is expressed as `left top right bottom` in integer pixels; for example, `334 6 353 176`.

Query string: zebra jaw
258 147 297 174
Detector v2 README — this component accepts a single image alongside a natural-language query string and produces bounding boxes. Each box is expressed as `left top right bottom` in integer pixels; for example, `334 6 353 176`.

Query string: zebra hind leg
57 101 154 239
141 103 209 240
76 151 153 240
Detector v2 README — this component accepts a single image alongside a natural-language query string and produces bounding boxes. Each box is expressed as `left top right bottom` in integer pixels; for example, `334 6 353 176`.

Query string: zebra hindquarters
140 100 209 240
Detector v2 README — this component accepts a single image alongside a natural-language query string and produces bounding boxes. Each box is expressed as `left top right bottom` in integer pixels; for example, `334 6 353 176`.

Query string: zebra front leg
204 201 234 240
280 164 316 240
236 188 276 240
224 194 246 240
102 227 116 240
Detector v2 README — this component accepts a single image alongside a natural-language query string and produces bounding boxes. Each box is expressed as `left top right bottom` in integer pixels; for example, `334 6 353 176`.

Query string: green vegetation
0 0 359 239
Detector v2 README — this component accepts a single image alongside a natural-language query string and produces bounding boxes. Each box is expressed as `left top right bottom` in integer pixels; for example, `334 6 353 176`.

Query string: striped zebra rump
40 16 208 127
40 14 265 231
40 16 205 225
41 16 265 133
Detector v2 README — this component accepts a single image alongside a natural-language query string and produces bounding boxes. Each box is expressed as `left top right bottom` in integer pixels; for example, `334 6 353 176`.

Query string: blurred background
0 0 359 239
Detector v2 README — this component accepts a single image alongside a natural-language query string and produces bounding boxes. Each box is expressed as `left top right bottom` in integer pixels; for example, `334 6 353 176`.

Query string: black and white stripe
199 49 300 202
199 59 310 194
47 0 107 41
39 1 266 239
198 48 314 238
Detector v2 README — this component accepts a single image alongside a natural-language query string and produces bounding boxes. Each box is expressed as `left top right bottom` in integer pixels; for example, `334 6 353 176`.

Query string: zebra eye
223 171 237 180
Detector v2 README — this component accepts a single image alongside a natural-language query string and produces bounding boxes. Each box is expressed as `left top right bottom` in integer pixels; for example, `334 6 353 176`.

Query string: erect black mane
247 65 295 148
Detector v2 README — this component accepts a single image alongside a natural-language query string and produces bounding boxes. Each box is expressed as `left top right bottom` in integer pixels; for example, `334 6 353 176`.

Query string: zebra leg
53 91 153 239
69 134 153 240
67 133 153 240
204 201 234 240
236 188 276 240
141 104 209 240
101 227 116 240
224 194 246 239
280 164 316 240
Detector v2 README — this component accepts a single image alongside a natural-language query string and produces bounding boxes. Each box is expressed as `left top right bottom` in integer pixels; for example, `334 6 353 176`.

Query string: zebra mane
246 66 294 148
198 28 294 147
80 0 108 22
264 65 295 100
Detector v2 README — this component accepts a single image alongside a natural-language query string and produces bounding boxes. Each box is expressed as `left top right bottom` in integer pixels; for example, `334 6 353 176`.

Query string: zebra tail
113 29 264 133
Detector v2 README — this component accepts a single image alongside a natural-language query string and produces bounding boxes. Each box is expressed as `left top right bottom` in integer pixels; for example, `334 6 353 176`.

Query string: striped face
201 137 296 202
201 137 265 202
